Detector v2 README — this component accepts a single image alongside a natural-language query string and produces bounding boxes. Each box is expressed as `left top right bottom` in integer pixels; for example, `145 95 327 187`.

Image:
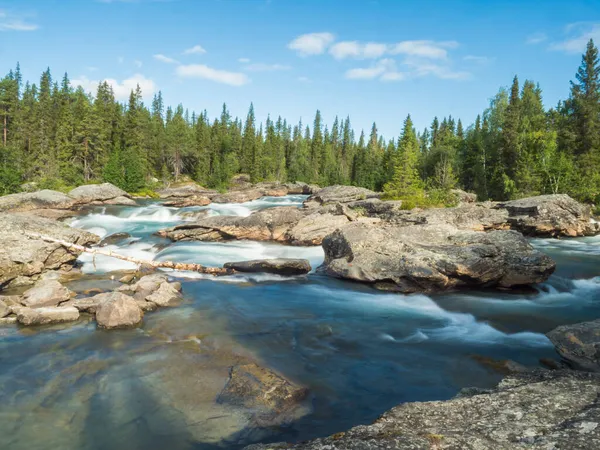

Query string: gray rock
95 292 143 329
145 282 181 307
547 319 600 372
497 194 597 237
451 188 478 204
0 299 9 318
68 183 129 203
0 316 17 325
0 190 75 212
118 273 182 307
101 195 137 206
245 370 600 450
306 185 381 205
211 189 264 204
21 280 73 308
0 213 99 286
286 213 355 245
14 306 80 326
99 232 132 247
157 184 215 199
283 182 320 195
162 195 211 207
60 297 103 313
224 259 312 276
321 222 555 293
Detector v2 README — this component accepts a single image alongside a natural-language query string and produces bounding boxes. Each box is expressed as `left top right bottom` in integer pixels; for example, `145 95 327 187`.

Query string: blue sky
0 0 599 138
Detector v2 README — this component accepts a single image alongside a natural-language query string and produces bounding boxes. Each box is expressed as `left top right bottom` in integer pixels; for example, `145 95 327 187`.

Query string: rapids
1 195 599 449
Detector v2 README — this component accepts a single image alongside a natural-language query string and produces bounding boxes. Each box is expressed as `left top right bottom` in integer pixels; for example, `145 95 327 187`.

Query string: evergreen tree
384 115 423 199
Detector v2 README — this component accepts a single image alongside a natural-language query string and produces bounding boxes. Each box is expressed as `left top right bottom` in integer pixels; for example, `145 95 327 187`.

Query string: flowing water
1 195 599 449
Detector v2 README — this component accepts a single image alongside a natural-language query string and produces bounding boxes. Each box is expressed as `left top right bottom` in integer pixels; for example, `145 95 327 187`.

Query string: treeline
1 40 600 206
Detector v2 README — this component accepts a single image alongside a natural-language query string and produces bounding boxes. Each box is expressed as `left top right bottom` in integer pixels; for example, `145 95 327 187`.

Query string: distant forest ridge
0 40 599 207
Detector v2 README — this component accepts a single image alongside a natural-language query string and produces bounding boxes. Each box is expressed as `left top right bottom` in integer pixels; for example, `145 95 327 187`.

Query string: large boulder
0 213 100 287
118 273 182 307
245 370 600 450
306 185 381 206
283 182 320 195
211 189 264 204
68 183 129 203
496 194 598 237
320 222 555 293
95 292 143 329
547 319 600 372
14 305 79 326
224 259 312 276
157 183 215 199
0 190 75 212
163 196 211 207
21 280 73 307
286 213 357 245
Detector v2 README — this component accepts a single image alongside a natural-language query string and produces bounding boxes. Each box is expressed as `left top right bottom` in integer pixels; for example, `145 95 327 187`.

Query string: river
0 195 599 449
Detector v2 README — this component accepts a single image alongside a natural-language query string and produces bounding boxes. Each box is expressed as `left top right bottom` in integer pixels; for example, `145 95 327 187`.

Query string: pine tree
384 115 423 200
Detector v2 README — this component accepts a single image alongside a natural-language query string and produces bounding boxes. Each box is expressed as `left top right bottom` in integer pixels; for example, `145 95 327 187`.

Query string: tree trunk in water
25 232 234 276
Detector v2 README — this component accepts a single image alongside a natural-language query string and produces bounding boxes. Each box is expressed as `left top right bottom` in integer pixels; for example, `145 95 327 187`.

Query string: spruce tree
384 115 423 200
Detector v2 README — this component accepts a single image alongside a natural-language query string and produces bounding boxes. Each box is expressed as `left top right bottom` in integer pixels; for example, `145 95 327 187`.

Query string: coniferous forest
1 40 600 208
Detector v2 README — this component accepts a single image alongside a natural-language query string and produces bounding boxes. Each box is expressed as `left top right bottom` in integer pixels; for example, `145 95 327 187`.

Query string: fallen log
25 232 233 276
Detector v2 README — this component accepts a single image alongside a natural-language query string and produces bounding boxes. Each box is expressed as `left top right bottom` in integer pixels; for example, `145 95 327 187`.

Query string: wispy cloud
0 10 38 31
526 32 548 45
243 63 291 72
463 55 494 65
345 59 405 81
176 64 250 86
330 41 387 59
183 44 207 55
550 23 600 53
346 56 469 82
153 53 179 64
288 32 335 56
71 74 158 100
389 40 458 59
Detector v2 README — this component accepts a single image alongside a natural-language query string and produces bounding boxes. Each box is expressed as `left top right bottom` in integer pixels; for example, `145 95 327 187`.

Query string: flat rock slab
547 319 600 372
68 183 129 203
307 185 381 205
245 370 600 450
21 280 73 307
0 190 75 212
224 259 312 276
14 306 80 326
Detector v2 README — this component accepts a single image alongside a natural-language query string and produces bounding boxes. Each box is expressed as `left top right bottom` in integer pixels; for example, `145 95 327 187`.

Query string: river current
1 195 599 449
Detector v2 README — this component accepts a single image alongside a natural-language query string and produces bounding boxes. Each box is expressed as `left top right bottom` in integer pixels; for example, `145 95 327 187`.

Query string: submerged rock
547 319 600 372
320 223 555 293
497 194 598 237
99 232 132 247
95 292 143 329
245 370 600 450
0 213 99 287
14 305 80 326
21 279 73 308
224 259 312 276
68 183 130 203
219 363 309 427
0 189 75 212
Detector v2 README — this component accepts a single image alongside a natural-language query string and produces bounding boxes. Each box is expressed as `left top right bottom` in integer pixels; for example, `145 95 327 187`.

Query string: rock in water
68 183 129 203
306 185 381 205
21 280 73 307
95 292 143 329
218 363 309 426
14 306 80 326
497 194 598 237
99 232 132 247
547 319 600 372
117 273 182 308
244 370 600 450
211 189 264 204
0 190 75 212
157 183 215 199
320 223 555 293
0 213 99 287
224 259 312 276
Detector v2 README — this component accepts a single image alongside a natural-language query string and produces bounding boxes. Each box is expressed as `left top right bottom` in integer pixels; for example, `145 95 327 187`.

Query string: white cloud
288 32 335 56
389 40 458 59
526 32 547 45
184 44 207 55
0 10 38 31
243 63 291 72
346 56 468 82
238 57 251 63
153 53 179 64
550 23 600 53
134 59 143 68
176 64 250 86
403 57 470 80
329 41 387 59
71 74 157 100
346 59 404 81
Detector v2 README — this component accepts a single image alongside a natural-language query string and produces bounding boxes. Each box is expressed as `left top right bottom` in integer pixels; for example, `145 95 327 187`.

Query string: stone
496 194 597 237
218 363 308 426
101 196 137 206
157 183 215 199
99 232 132 247
68 183 129 203
245 370 600 450
306 185 381 205
145 282 182 307
211 189 264 204
95 292 143 329
224 259 312 276
320 222 555 293
162 195 211 207
60 297 102 313
0 316 17 325
283 182 320 195
0 190 75 212
21 280 73 308
0 299 9 318
285 213 355 245
0 213 99 286
451 188 478 204
14 306 80 326
547 319 600 372
117 273 182 307
14 208 78 220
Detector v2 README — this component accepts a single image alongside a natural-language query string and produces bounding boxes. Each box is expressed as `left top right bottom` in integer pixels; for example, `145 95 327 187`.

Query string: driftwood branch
26 232 233 276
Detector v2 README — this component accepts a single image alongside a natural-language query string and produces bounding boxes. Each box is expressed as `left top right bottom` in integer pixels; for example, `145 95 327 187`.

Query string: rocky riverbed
0 181 599 449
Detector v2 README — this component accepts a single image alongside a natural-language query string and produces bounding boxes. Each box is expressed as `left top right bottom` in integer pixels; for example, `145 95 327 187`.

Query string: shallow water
1 196 599 449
